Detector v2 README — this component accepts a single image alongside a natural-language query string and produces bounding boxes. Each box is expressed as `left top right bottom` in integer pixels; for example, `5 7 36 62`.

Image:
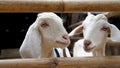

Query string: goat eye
41 23 49 28
101 26 108 31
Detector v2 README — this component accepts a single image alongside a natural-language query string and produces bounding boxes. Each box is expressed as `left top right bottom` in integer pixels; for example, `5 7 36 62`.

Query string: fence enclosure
0 0 120 68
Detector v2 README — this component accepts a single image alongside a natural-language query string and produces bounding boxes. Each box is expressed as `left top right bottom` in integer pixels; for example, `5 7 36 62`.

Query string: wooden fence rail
0 0 120 12
0 56 120 68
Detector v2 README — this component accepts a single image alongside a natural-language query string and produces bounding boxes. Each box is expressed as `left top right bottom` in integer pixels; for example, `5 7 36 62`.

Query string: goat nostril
84 40 91 47
63 35 69 40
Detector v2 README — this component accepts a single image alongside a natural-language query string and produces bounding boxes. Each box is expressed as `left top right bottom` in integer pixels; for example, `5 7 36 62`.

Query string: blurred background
0 12 120 59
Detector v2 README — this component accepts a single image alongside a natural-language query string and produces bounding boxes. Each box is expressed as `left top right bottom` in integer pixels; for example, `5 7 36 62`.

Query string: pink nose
63 34 69 40
84 40 91 47
63 34 70 44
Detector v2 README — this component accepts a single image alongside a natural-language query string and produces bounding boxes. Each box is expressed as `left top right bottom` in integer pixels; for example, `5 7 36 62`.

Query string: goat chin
73 39 93 57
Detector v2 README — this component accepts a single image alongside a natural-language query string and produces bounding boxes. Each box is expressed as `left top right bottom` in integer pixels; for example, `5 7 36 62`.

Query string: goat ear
69 25 83 36
108 24 120 41
19 23 41 58
108 24 117 35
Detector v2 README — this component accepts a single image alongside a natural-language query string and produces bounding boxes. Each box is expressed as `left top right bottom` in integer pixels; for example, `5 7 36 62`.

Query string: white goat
70 12 116 57
19 12 71 58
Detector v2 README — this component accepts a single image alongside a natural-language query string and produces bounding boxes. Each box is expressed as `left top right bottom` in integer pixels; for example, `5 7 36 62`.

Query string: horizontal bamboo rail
0 0 120 12
0 56 120 68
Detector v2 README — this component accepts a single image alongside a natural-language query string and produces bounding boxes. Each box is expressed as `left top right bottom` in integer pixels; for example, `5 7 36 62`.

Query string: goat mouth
84 46 96 52
56 41 69 46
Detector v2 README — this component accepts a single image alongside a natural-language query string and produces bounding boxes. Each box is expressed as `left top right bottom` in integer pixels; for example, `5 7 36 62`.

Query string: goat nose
84 40 91 47
63 34 69 40
62 34 70 45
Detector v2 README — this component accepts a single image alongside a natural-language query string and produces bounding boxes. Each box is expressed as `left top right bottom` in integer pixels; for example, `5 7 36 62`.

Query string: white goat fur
110 24 120 42
19 12 71 58
70 12 118 57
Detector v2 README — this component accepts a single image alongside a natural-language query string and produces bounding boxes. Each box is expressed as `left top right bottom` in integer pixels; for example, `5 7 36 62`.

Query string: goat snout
62 34 70 45
84 40 91 47
63 34 69 40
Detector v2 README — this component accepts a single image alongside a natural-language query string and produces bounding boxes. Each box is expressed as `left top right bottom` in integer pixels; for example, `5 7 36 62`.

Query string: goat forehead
84 13 107 23
38 12 58 18
95 14 107 20
83 17 108 28
38 12 63 23
94 20 108 27
46 18 63 25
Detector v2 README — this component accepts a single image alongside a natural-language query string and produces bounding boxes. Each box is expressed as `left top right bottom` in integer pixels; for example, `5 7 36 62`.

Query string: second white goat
70 12 116 57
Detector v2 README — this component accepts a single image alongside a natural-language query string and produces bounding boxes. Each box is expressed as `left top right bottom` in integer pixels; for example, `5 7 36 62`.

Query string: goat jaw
56 40 70 46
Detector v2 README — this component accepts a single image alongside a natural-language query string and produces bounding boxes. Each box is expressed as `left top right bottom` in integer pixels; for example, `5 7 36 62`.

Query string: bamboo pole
0 58 55 68
56 56 120 68
0 0 63 12
63 0 120 12
0 56 120 68
0 0 120 12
